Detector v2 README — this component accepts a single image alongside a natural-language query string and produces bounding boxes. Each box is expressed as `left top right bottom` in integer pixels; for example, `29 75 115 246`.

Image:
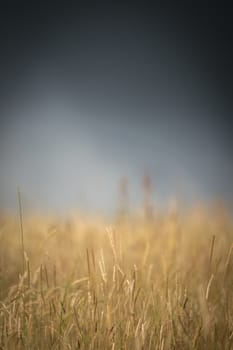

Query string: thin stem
17 187 25 276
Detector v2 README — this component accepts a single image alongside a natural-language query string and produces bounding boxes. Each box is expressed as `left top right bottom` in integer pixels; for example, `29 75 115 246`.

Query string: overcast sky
0 1 233 213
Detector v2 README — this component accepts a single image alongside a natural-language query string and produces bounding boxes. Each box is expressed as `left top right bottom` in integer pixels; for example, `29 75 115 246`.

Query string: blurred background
0 1 233 214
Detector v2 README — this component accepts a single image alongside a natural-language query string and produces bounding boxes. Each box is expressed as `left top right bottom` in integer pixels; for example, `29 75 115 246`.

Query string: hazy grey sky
1 1 233 213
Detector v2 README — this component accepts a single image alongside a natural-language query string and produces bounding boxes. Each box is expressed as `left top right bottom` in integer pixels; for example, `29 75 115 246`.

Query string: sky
0 1 233 213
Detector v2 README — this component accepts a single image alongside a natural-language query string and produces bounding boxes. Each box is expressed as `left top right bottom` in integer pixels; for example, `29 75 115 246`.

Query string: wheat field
0 202 233 349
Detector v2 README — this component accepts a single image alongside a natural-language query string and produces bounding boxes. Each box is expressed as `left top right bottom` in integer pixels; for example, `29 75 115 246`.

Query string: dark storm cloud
0 1 233 212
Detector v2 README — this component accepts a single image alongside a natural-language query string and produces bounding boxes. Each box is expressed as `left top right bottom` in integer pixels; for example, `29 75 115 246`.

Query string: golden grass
0 205 233 349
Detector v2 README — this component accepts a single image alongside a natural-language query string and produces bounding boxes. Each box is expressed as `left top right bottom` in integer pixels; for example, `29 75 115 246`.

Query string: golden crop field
0 203 233 349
